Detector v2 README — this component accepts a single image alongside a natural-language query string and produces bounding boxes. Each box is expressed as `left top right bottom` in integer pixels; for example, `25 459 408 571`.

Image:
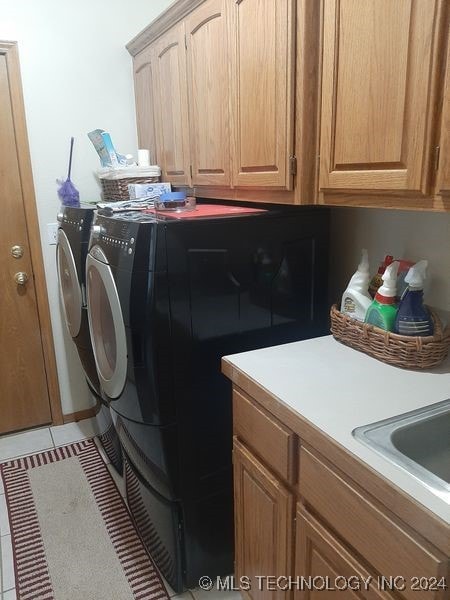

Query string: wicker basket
330 304 450 370
100 176 159 202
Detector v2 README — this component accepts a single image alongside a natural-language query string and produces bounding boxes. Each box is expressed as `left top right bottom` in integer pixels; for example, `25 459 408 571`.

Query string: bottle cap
405 260 428 290
358 249 370 273
376 261 399 299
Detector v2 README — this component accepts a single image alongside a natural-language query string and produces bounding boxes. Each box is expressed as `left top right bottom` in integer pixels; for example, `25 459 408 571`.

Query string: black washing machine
85 204 329 591
56 205 122 472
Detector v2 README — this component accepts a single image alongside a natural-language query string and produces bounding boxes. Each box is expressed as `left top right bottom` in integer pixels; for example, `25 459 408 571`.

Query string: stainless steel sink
353 399 450 499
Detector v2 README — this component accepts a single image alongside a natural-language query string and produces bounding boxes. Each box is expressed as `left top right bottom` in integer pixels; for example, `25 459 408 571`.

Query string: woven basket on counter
330 304 450 370
100 176 159 202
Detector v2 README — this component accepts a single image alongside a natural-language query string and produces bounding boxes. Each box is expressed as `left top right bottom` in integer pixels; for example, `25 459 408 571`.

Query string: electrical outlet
47 222 59 245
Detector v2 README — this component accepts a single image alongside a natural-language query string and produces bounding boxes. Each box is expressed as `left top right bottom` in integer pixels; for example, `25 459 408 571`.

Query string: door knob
14 272 29 285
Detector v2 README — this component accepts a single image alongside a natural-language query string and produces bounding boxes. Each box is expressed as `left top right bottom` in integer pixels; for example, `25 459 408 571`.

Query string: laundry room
0 1 449 600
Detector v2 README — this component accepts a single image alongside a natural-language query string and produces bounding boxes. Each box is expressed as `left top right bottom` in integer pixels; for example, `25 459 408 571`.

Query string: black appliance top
88 204 290 271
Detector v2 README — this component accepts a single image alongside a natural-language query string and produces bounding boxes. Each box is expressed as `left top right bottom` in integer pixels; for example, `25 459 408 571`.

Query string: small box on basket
128 182 171 200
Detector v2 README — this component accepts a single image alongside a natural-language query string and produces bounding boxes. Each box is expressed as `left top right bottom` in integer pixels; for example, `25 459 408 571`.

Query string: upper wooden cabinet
151 22 191 185
128 0 298 198
128 0 450 210
185 0 231 187
319 0 441 195
229 0 295 189
133 46 156 164
436 29 450 196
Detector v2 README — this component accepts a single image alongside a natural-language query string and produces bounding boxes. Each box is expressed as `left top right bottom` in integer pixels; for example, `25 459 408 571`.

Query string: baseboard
62 399 101 424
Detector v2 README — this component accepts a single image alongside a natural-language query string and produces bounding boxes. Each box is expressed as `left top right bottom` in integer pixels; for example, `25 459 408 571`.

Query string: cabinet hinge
289 155 297 176
434 145 441 171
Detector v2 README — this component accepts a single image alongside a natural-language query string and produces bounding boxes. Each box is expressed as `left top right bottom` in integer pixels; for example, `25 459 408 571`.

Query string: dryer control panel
58 205 96 241
90 213 158 270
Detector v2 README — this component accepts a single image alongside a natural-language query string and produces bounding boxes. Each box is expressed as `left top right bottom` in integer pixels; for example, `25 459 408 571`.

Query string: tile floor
0 419 241 600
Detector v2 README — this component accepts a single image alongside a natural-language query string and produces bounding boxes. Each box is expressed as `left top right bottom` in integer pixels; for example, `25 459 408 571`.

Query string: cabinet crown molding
127 0 206 56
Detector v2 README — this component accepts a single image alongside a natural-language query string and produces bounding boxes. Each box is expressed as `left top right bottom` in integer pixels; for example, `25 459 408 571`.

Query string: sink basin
353 399 450 499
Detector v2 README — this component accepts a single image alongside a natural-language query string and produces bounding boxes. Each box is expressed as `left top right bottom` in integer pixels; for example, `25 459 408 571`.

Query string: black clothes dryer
56 205 122 472
86 204 329 592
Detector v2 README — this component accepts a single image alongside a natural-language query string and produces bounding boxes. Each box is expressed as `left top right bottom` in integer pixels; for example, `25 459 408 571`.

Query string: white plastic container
340 249 372 322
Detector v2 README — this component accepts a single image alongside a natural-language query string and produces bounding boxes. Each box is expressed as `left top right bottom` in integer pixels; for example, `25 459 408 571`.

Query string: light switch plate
47 222 58 245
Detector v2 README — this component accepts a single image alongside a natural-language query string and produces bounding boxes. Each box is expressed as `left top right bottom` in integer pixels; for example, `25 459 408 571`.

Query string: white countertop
224 335 450 524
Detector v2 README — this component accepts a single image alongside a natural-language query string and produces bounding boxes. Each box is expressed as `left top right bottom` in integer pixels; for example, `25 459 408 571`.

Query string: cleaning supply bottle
340 249 372 322
394 260 434 336
369 255 394 298
365 261 399 331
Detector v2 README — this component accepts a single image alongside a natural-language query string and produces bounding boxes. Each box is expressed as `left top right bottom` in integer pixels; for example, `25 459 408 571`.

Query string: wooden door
294 505 396 599
436 29 450 196
152 23 191 186
233 438 293 600
229 0 295 189
133 45 157 164
319 0 440 194
185 0 231 187
0 43 60 434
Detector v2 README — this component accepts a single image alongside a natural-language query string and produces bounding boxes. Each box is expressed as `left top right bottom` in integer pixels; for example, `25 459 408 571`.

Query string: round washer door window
86 247 127 399
56 229 82 338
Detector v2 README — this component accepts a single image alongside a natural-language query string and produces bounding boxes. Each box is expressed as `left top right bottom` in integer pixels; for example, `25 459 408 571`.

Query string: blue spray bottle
394 260 434 336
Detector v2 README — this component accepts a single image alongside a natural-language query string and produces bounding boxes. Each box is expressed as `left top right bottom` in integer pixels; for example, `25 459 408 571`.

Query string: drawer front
299 448 447 600
233 388 297 483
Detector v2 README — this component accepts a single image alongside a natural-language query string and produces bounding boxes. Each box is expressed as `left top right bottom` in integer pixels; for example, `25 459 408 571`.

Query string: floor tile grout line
48 426 56 448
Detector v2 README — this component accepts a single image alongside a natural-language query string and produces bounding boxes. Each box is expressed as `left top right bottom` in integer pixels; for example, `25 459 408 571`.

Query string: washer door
56 229 82 338
86 246 127 399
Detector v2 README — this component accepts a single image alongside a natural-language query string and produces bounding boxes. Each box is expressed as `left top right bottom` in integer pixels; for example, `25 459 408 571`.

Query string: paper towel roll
138 149 150 167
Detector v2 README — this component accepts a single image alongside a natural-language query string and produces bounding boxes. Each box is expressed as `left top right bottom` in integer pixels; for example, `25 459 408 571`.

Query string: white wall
330 208 450 313
0 0 171 414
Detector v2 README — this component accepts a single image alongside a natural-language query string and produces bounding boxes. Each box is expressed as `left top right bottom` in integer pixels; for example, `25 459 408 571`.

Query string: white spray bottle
340 249 372 322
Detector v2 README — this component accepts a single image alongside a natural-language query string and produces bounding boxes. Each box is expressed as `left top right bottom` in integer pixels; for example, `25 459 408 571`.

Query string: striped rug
0 439 169 600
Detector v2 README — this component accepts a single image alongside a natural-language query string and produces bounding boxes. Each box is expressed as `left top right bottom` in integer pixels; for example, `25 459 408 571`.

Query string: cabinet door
229 0 295 189
133 46 156 164
295 505 396 600
319 0 439 194
234 438 293 600
152 22 191 185
436 30 450 195
185 0 231 187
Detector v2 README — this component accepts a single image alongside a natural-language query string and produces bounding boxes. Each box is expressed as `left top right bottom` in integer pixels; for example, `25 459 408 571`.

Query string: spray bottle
365 261 399 331
369 255 394 297
340 249 372 322
394 261 433 336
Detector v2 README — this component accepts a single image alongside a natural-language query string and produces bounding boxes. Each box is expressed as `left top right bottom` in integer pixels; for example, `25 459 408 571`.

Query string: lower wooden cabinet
295 505 395 600
231 385 449 600
233 438 294 600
